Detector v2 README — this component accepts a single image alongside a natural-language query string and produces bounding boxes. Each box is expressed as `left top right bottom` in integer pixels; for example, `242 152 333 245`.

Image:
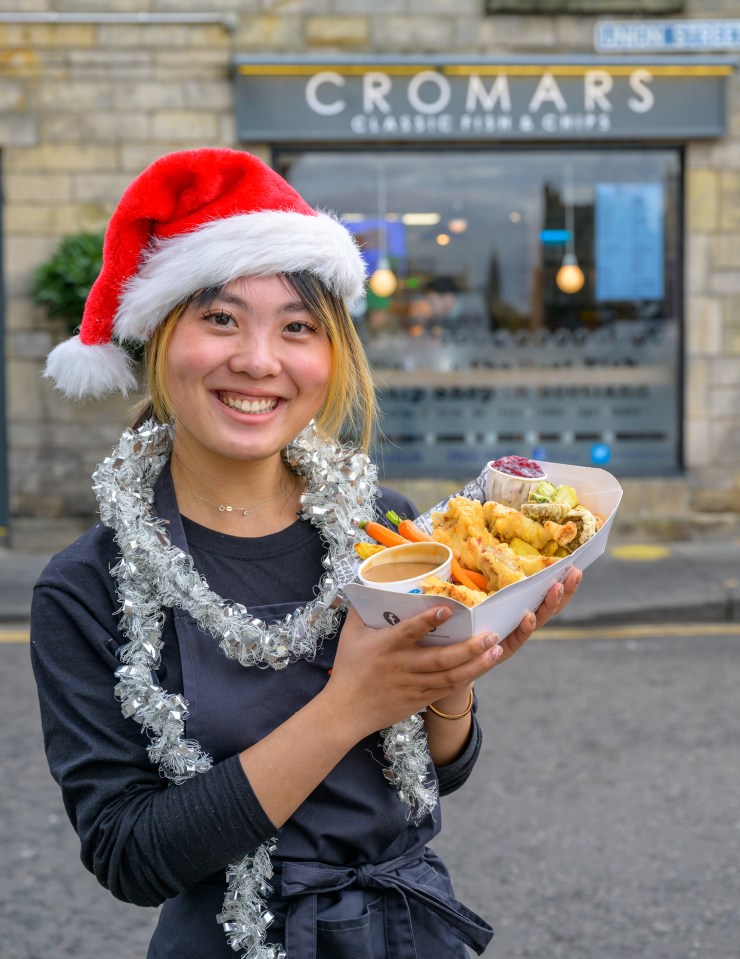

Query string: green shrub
32 230 104 336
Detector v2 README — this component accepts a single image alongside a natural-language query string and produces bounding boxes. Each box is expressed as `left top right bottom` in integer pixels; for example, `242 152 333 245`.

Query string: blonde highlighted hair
132 273 378 451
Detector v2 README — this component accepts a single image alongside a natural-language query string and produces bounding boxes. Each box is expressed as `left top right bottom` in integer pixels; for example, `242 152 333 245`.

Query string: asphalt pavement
2 526 739 628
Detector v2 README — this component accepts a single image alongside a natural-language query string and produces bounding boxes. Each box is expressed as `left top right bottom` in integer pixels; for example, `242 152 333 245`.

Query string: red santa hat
43 148 367 399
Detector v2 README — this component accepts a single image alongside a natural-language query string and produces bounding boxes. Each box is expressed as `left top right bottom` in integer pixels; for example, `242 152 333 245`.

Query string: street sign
596 19 740 53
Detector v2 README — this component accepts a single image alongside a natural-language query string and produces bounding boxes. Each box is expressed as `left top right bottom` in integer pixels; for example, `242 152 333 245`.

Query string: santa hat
43 148 367 399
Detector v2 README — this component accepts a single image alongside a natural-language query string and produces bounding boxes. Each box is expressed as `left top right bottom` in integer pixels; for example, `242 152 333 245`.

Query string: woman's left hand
496 566 582 663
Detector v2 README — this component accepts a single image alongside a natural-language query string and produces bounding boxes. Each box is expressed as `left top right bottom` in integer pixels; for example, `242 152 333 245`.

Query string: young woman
31 149 580 959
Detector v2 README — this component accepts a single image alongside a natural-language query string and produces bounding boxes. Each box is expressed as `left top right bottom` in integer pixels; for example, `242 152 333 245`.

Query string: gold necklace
184 486 284 517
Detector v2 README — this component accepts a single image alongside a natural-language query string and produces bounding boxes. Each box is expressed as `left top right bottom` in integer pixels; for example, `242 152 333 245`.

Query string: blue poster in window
595 184 664 301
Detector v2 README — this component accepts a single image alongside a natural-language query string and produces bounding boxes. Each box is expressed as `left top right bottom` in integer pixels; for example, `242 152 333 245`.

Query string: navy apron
147 466 493 959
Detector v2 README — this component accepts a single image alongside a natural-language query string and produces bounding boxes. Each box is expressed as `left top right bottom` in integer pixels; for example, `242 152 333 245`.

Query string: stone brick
685 356 708 420
686 168 718 232
234 16 305 50
151 110 220 140
0 112 38 146
333 0 397 12
95 24 229 48
112 81 185 111
183 80 233 112
709 356 740 386
710 387 740 417
305 17 369 47
407 0 479 12
8 329 54 361
262 0 331 12
719 171 740 232
68 49 152 79
0 24 96 47
709 272 740 295
710 234 740 270
685 235 710 295
37 81 113 111
686 295 722 354
5 173 72 203
483 15 558 49
372 16 455 52
5 296 53 333
684 417 711 470
710 421 740 469
5 202 110 235
119 143 189 172
41 111 149 143
5 143 117 172
555 14 596 51
157 0 253 10
56 0 154 9
484 0 683 10
4 238 59 296
723 307 740 354
72 173 132 203
0 81 25 111
153 49 230 77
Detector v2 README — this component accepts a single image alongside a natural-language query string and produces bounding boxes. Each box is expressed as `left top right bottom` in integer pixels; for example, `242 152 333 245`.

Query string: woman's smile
216 391 280 414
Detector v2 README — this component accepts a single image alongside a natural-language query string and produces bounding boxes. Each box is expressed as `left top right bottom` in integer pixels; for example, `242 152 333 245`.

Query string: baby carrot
359 519 409 549
386 512 488 592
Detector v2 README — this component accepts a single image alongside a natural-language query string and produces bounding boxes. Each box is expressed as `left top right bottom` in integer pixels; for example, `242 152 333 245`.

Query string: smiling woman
30 148 579 959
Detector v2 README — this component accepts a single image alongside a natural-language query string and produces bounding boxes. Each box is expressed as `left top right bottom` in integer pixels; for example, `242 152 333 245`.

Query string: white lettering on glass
528 73 567 113
628 69 655 113
465 75 512 112
305 71 345 115
363 72 393 113
407 71 452 114
584 70 614 111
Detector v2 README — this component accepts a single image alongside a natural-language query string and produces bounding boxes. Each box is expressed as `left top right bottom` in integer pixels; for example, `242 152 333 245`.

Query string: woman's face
164 275 332 466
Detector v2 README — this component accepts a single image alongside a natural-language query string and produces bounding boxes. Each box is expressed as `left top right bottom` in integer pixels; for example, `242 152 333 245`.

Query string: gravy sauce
362 561 438 583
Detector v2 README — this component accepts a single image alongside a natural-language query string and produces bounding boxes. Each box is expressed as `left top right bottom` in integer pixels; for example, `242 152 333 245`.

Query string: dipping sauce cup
358 542 453 594
485 455 547 508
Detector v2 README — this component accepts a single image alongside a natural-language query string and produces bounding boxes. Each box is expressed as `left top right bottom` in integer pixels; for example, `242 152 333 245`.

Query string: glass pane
278 148 682 478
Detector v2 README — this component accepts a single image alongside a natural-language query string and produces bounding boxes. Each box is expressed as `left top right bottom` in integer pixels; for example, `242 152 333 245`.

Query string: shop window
278 148 682 479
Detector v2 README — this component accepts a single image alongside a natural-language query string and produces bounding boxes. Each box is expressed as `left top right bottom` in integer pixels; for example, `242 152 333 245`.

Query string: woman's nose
228 334 281 378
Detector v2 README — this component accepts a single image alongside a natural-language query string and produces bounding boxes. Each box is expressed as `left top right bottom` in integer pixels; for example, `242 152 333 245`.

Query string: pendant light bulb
555 252 585 294
369 256 397 297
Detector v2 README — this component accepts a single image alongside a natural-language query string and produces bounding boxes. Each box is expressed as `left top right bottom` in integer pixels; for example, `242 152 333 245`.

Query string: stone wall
0 0 738 544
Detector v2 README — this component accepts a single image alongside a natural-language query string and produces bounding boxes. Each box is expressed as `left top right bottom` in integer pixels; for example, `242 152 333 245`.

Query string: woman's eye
204 310 235 327
284 320 318 334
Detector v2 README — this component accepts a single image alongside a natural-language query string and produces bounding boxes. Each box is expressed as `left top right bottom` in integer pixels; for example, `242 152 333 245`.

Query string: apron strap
280 853 493 959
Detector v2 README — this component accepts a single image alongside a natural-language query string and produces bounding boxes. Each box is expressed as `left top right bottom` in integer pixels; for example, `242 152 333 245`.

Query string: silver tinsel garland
92 419 438 959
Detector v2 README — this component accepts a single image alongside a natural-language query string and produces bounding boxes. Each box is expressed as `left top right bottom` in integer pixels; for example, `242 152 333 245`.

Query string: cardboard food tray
344 461 623 645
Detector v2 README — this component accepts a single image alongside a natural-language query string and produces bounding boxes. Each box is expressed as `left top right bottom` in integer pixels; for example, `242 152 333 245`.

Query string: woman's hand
326 605 502 741
425 566 582 765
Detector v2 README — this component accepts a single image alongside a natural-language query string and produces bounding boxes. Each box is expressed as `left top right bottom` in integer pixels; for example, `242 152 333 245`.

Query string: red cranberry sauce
490 455 545 479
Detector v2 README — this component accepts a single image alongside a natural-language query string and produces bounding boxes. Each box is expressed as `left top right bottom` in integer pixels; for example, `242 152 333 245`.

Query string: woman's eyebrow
210 290 307 313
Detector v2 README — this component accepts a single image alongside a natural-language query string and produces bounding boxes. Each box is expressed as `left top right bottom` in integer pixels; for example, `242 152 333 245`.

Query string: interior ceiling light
402 213 440 226
368 161 397 298
555 166 585 295
436 233 451 246
448 217 468 234
509 211 522 223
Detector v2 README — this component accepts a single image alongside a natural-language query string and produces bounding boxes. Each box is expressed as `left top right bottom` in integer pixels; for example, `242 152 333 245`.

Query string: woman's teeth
222 395 278 414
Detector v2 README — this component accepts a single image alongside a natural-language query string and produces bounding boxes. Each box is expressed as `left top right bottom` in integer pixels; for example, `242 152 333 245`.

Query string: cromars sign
234 56 733 141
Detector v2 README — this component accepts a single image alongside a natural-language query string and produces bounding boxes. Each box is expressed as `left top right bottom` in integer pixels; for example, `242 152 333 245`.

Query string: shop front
235 55 732 486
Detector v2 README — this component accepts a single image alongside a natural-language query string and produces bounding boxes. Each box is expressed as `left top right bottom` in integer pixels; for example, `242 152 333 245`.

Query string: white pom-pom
43 337 137 399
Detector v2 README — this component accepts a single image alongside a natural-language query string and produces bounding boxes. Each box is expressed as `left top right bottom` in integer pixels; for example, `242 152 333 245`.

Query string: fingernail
481 633 494 650
436 607 451 622
528 612 537 628
555 584 564 601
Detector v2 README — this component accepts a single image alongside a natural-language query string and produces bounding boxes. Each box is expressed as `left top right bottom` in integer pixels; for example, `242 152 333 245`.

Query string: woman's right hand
325 606 502 741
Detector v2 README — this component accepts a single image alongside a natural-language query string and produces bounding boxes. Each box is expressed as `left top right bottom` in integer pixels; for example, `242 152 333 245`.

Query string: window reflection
279 149 681 477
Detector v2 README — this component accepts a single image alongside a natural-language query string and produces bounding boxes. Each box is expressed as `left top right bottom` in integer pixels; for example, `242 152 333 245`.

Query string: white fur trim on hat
114 210 367 343
43 337 137 399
